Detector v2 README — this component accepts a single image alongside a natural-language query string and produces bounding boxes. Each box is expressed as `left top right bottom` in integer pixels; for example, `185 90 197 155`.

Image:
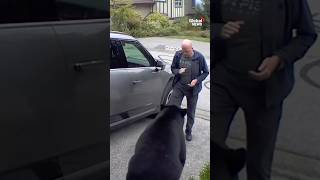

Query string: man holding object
169 39 209 141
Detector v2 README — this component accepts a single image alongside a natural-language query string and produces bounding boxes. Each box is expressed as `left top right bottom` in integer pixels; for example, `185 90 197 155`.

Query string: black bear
126 105 187 180
213 141 246 180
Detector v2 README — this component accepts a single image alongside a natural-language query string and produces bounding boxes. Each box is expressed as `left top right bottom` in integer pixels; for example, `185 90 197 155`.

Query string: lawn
167 35 210 43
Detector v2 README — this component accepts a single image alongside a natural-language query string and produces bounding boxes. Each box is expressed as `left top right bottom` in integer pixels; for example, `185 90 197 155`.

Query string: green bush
199 30 210 38
145 12 170 29
156 26 179 36
173 16 193 31
199 163 210 180
110 1 209 40
111 3 142 32
188 162 210 180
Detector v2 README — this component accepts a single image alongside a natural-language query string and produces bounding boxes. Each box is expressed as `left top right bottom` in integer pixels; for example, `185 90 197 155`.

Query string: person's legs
212 82 240 179
212 63 245 179
243 103 283 180
185 93 198 135
212 82 239 145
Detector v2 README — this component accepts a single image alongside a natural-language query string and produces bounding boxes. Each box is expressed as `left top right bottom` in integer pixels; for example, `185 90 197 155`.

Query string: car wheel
148 80 173 119
161 79 173 105
164 89 173 105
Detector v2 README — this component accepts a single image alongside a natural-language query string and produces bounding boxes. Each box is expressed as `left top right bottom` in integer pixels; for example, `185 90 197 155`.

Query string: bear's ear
160 104 166 110
180 108 187 117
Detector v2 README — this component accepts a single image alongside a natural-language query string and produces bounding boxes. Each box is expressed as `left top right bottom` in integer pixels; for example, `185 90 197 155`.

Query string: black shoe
186 133 192 141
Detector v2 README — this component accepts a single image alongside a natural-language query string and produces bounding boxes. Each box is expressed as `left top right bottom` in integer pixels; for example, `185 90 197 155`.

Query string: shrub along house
133 0 196 18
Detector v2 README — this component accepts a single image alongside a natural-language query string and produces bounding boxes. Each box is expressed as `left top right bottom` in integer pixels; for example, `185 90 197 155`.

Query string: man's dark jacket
212 0 318 106
171 50 209 95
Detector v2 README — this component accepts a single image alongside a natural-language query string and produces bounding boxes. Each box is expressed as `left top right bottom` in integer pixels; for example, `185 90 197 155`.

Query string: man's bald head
182 39 193 48
181 39 194 58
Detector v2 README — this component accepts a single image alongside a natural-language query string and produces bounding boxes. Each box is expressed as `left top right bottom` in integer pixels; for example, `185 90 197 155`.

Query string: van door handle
74 60 105 71
132 80 143 84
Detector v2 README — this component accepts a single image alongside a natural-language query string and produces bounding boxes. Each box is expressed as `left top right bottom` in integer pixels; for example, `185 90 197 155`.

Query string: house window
175 0 183 8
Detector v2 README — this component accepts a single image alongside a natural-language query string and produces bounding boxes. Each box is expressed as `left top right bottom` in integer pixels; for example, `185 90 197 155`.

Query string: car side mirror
156 60 166 70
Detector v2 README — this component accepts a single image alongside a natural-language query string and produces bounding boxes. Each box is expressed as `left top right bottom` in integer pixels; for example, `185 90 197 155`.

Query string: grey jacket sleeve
274 0 318 66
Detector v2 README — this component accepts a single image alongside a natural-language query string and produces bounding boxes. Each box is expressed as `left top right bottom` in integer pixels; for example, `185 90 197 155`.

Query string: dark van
0 1 108 179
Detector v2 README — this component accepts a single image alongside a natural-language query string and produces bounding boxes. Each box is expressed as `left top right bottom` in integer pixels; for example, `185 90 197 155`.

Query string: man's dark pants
169 82 198 135
212 63 283 180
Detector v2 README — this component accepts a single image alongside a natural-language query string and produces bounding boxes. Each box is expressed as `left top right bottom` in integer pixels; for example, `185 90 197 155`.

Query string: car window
111 41 127 69
0 0 108 24
122 41 150 68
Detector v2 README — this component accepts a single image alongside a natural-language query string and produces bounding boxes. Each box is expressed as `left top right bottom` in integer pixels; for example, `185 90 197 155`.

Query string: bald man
169 39 209 141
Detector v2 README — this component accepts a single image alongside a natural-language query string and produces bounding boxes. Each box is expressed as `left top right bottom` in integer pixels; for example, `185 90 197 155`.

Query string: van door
0 2 65 175
51 0 108 175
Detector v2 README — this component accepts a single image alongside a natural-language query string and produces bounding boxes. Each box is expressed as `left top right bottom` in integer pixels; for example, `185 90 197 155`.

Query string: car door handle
132 80 143 84
74 60 105 72
152 68 160 73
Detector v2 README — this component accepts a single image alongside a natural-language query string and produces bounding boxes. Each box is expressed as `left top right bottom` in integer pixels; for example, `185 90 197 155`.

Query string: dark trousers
212 64 283 180
168 82 198 134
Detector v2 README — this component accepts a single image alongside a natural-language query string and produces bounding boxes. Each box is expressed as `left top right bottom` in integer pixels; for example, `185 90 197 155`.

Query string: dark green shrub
145 12 170 29
111 2 142 32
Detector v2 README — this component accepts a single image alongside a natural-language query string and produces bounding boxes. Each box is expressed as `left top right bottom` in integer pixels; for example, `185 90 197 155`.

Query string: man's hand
179 68 187 74
221 21 245 39
248 56 282 81
188 79 198 87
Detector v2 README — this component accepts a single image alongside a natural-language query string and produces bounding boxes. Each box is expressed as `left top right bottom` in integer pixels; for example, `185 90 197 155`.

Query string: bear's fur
127 105 187 180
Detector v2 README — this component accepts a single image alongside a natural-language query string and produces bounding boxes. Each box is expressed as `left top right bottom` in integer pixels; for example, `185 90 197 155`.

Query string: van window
0 0 108 24
56 0 108 20
0 0 58 24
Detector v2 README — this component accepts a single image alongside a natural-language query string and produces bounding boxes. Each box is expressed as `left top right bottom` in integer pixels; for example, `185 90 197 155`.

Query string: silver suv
110 32 173 129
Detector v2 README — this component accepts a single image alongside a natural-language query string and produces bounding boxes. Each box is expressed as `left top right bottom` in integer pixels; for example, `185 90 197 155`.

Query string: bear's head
160 104 187 118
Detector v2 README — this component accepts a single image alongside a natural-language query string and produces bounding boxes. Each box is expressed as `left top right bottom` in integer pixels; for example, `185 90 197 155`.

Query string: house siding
153 0 185 18
184 0 195 16
135 3 154 18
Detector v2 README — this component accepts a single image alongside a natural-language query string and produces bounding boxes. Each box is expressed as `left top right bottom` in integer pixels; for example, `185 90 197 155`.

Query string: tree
195 0 210 30
202 0 210 18
110 0 142 33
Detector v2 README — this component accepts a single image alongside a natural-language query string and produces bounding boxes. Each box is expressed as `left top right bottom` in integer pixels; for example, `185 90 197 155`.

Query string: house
132 0 155 18
133 0 196 18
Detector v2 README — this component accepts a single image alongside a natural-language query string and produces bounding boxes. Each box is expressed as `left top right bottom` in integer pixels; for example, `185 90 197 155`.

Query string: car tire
148 79 173 119
161 79 173 106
